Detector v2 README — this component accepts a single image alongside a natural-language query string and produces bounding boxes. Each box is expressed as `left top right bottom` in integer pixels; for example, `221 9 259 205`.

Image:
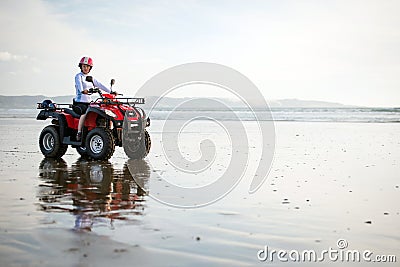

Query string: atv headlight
104 110 117 118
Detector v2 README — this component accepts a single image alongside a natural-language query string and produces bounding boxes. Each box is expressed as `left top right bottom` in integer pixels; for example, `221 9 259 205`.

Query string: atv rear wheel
39 125 68 158
124 130 151 159
85 128 115 160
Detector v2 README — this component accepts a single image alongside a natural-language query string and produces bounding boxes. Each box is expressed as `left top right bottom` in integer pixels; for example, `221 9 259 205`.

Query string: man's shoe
76 132 82 141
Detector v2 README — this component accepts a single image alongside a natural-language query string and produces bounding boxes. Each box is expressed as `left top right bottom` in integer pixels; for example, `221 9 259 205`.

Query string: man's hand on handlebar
84 88 115 95
87 88 100 94
111 91 123 96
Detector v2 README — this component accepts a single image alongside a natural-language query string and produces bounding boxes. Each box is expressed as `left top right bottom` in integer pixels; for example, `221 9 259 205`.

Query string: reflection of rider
74 209 93 232
74 56 116 141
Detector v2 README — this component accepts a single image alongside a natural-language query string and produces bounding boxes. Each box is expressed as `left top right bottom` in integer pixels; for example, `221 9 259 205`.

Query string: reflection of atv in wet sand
38 158 150 230
38 158 150 201
37 76 151 160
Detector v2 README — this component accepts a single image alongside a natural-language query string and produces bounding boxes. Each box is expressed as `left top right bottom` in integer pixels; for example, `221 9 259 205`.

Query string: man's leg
76 114 86 141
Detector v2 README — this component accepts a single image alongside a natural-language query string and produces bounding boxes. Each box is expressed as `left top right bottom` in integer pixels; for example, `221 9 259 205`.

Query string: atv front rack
118 97 145 104
94 97 145 106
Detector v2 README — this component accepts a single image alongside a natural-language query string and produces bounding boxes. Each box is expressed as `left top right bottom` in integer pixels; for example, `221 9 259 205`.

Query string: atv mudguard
37 110 68 140
83 106 118 131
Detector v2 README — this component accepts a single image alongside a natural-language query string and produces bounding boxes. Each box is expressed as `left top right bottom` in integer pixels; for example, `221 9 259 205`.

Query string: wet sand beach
0 118 399 266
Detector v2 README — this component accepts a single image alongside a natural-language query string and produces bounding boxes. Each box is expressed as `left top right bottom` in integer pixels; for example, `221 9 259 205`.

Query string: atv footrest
63 136 82 146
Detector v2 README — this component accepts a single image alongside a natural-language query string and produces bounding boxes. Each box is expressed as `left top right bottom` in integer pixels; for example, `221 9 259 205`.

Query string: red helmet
79 56 93 67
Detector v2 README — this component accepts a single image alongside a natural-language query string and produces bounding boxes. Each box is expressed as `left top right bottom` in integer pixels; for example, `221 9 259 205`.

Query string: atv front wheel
85 128 115 160
124 130 151 159
39 125 68 158
76 146 88 158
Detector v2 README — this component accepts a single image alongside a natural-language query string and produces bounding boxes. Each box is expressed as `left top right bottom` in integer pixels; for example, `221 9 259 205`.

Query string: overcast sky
0 0 399 107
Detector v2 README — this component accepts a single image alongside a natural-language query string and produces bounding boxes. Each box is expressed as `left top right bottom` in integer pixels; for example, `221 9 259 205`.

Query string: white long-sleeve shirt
74 72 111 103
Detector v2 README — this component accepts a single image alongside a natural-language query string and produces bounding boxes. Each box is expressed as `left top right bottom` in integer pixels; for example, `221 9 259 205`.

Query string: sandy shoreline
0 118 399 266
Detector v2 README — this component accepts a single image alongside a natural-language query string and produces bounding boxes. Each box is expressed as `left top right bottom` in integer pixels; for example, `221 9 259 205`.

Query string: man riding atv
36 56 151 160
74 56 117 141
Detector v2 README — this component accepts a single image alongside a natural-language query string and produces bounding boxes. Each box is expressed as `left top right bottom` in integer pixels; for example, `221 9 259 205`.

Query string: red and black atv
37 76 151 160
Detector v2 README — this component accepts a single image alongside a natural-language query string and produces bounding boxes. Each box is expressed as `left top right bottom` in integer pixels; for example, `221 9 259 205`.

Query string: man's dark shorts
72 100 89 115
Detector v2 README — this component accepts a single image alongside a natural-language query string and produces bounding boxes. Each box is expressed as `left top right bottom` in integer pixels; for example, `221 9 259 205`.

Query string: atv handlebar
85 81 145 105
88 88 121 96
88 87 101 95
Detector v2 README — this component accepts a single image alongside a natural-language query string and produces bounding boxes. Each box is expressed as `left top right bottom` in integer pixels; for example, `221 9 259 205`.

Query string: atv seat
63 108 81 118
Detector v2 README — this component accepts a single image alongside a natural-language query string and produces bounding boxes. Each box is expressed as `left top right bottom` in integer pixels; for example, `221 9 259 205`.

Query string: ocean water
2 107 399 123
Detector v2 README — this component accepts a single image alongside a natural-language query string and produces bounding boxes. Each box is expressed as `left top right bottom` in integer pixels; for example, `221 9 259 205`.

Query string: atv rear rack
37 102 72 110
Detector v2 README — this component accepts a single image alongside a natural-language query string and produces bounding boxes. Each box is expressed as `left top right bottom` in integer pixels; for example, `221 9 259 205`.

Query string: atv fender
84 107 117 130
36 110 68 140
